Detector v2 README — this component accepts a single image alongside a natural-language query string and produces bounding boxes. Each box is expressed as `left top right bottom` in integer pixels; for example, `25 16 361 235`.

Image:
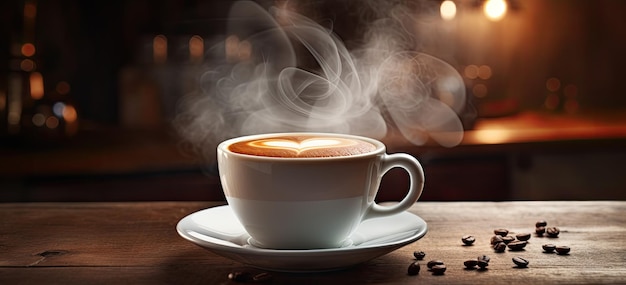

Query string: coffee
228 135 376 158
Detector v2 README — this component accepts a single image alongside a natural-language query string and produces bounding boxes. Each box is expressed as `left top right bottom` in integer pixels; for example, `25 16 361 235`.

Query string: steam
174 0 466 160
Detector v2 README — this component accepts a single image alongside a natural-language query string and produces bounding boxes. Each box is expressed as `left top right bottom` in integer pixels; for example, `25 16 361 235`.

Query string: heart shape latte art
252 138 346 153
229 136 377 158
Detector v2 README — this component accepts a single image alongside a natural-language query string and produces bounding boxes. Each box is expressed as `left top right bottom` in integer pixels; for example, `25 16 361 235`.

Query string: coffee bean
546 227 560 237
493 242 507 252
427 260 444 269
490 235 504 245
507 240 527 251
228 271 252 282
516 233 531 241
512 256 529 268
252 272 273 283
462 235 476 245
464 259 478 269
431 264 447 275
501 235 515 244
556 246 571 255
536 220 548 227
413 251 426 260
535 226 546 236
494 228 509 236
407 261 421 275
477 260 489 269
542 244 557 253
478 255 491 263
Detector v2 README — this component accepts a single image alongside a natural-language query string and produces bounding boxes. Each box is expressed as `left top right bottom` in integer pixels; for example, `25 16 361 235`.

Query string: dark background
1 0 626 202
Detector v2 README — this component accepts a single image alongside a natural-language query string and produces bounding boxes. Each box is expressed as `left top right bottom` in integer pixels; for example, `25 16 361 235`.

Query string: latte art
229 136 377 158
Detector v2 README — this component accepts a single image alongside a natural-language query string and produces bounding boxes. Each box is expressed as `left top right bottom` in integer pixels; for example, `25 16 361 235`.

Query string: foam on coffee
228 135 377 158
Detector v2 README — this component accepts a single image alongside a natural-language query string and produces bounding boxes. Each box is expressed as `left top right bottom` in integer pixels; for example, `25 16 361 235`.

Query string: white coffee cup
217 132 424 249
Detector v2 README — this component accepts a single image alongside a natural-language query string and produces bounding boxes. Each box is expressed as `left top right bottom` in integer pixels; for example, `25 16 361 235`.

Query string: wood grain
1 201 624 284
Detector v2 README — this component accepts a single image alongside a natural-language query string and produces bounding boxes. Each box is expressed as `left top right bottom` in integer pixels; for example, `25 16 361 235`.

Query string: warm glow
484 0 507 21
56 81 71 95
29 72 44 100
189 35 204 63
440 0 457 21
546 77 561 92
153 35 167 64
225 35 252 62
20 59 35 71
46 116 59 129
21 43 36 57
464 65 479 79
474 129 511 144
62 104 78 123
478 65 492 79
472 84 488 98
225 35 240 62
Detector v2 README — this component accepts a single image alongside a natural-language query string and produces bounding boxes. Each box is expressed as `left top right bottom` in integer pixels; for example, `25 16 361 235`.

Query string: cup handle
363 153 425 220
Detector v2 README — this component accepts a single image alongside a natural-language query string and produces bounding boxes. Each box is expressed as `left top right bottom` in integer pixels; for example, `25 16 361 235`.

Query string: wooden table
1 201 625 284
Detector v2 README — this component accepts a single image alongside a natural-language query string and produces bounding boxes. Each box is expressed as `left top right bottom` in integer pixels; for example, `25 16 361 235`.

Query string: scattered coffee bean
535 226 546 236
507 240 527 251
542 244 557 253
516 233 531 241
546 227 560 237
478 254 491 263
464 259 478 269
494 228 509 236
407 261 421 275
477 259 489 269
493 242 507 252
252 272 273 283
556 245 571 255
462 235 476 245
490 235 504 245
501 235 515 244
228 271 252 282
413 251 426 260
512 256 529 268
431 264 447 275
427 260 444 269
536 220 548 227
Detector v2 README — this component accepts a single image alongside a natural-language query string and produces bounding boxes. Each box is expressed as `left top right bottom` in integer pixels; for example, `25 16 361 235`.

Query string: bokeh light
29 72 44 100
46 116 59 129
440 0 457 21
472 83 488 98
478 65 492 80
464 65 479 79
546 77 561 92
32 113 45 127
63 104 78 123
20 59 35 71
21 43 36 57
484 0 507 21
189 35 204 63
153 35 167 64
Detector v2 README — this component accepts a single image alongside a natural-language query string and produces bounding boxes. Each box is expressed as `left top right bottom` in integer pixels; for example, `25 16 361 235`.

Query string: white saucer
176 205 427 272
